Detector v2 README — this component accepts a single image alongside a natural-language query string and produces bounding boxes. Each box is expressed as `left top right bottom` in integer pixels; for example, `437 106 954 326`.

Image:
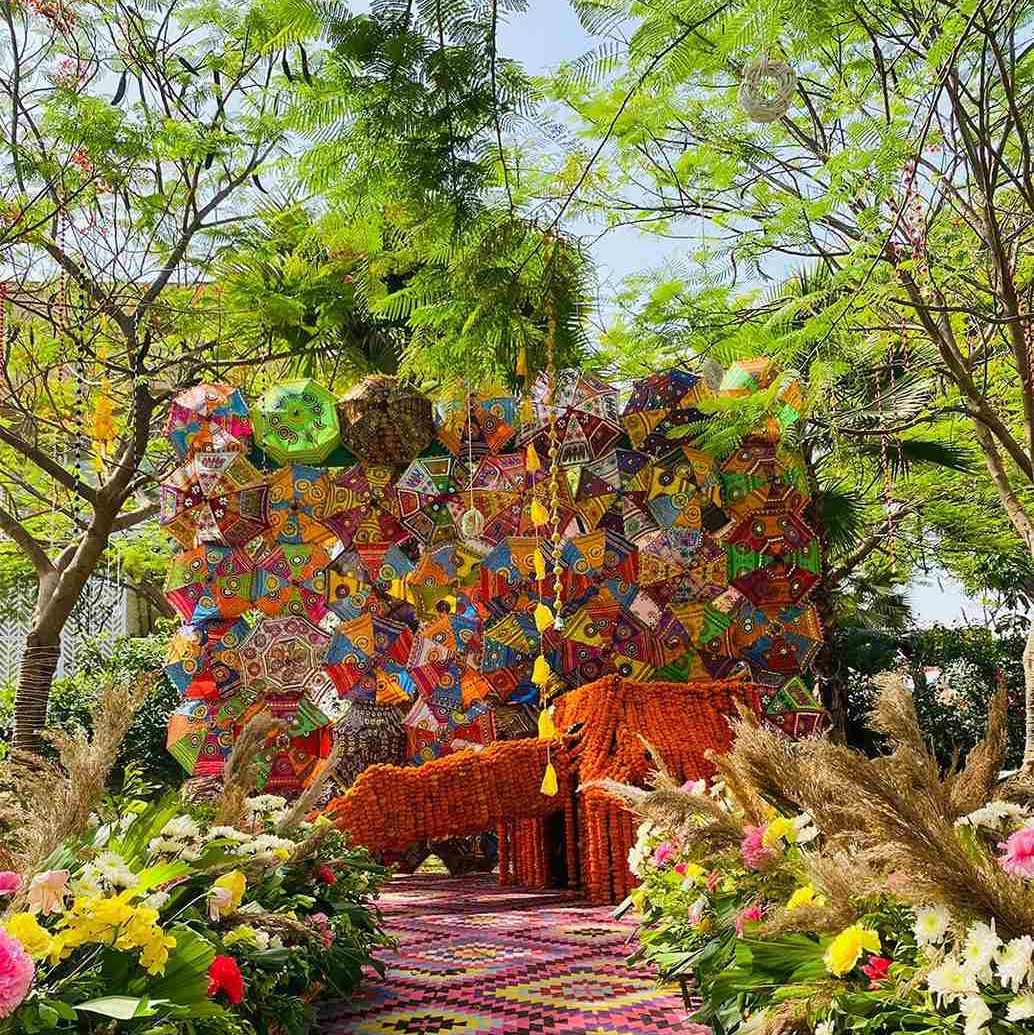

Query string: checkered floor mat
319 874 688 1034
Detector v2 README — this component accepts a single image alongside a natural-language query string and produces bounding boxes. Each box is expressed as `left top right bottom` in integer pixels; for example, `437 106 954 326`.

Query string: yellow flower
695 916 714 934
824 924 881 976
210 870 247 920
786 884 827 912
629 888 647 912
5 912 52 959
681 862 707 885
139 931 176 975
762 817 796 847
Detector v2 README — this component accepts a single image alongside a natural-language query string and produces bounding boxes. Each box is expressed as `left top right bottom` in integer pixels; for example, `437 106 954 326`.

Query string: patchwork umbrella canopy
253 543 332 621
166 694 250 776
573 450 660 544
159 451 269 549
523 369 623 467
436 394 519 460
238 695 334 792
324 613 415 704
322 464 409 549
325 544 416 620
165 383 251 459
266 464 335 546
235 614 334 702
449 453 526 547
396 455 469 546
253 379 341 464
339 375 434 464
403 695 494 765
622 367 713 456
734 602 823 683
164 617 249 699
164 546 256 624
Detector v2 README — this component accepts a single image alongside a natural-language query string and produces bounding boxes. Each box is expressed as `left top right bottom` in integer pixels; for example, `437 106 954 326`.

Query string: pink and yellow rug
320 874 689 1034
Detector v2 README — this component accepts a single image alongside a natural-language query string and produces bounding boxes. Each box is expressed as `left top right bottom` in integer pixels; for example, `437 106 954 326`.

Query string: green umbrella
252 379 342 465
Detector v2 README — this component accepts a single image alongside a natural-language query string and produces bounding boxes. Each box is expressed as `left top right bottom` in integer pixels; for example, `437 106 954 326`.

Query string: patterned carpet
319 874 688 1034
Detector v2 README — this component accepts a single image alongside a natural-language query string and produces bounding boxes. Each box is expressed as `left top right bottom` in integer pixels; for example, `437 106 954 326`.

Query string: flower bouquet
604 674 1034 1035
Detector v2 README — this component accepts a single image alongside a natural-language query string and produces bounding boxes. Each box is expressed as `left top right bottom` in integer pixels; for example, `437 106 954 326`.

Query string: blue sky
348 1 982 626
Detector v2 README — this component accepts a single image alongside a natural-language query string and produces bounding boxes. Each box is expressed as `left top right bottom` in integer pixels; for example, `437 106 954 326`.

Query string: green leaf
138 925 215 1006
75 997 163 1020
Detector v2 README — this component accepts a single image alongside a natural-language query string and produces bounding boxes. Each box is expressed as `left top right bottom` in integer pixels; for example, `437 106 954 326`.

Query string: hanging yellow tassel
537 707 556 740
533 548 547 581
526 443 541 473
530 497 549 526
516 345 528 377
532 654 551 687
534 602 554 634
540 761 558 797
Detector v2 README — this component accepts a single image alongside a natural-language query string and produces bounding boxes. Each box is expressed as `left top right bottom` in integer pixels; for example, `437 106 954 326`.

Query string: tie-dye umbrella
166 694 250 776
436 394 519 459
253 379 342 465
523 369 622 467
321 464 409 549
164 546 256 624
159 451 269 549
324 613 415 704
621 367 713 456
253 543 332 621
396 455 469 545
265 464 334 546
165 383 251 459
403 695 494 765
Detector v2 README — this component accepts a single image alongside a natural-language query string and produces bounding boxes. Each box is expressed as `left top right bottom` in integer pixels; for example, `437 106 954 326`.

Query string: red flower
861 955 892 988
316 864 337 885
208 955 245 1004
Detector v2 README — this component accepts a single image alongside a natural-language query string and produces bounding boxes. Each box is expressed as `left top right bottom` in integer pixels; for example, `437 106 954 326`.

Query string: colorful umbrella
324 613 415 705
760 676 830 737
573 450 660 544
481 611 537 701
253 379 342 465
435 394 518 459
523 369 623 467
159 451 269 549
237 695 335 792
403 696 494 765
643 447 728 533
253 543 332 621
396 455 469 546
725 508 818 558
164 545 256 624
164 618 249 699
622 367 713 456
325 544 416 620
449 453 526 547
265 464 335 546
321 463 409 548
404 542 483 617
735 602 823 683
166 694 250 776
339 375 434 464
165 383 251 459
235 614 334 702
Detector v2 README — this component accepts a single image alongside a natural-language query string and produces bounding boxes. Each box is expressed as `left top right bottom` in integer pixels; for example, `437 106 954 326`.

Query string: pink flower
741 825 775 871
861 956 892 988
311 912 334 950
999 828 1034 879
0 929 34 1017
0 874 20 896
674 862 688 876
652 842 677 868
27 871 68 916
735 902 764 937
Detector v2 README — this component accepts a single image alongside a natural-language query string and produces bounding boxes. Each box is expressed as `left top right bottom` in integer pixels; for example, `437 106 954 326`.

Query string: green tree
558 0 1034 766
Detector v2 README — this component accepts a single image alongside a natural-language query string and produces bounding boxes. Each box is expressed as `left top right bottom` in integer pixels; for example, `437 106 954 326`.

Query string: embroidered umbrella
321 464 408 549
253 379 342 464
573 451 660 544
403 542 482 617
435 394 518 459
622 367 713 456
736 602 823 683
324 613 415 704
165 383 251 459
164 545 256 624
339 375 434 464
720 441 783 520
235 614 334 702
265 464 334 546
644 447 727 533
481 610 537 701
166 694 250 777
325 544 416 620
449 453 526 547
237 695 335 791
523 369 622 467
164 618 248 699
396 455 468 545
159 451 269 549
403 696 494 765
253 543 332 621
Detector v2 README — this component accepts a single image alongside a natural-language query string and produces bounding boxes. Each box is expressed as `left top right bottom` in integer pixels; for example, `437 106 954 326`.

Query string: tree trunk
13 634 62 753
1022 618 1034 774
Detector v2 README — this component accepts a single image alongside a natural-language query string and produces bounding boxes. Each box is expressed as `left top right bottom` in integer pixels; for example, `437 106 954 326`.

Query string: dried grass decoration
738 55 797 123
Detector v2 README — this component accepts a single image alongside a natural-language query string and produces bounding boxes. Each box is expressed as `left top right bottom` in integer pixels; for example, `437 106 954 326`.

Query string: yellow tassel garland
532 654 551 687
533 549 547 581
534 602 554 634
537 708 557 740
530 497 549 526
526 443 542 473
540 761 558 797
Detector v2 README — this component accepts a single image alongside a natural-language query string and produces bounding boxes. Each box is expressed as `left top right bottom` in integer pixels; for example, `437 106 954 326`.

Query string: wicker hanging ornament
460 507 485 540
738 56 796 123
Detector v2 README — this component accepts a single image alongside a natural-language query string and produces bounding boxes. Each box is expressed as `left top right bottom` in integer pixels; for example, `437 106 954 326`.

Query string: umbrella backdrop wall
161 365 826 794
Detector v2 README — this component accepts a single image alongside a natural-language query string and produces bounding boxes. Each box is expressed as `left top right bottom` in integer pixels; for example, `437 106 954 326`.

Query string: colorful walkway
319 873 688 1034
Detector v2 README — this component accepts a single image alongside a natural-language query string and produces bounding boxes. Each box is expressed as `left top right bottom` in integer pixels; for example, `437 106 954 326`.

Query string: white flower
956 801 1029 830
251 834 294 855
179 846 202 862
960 995 992 1035
814 1021 834 1035
207 826 252 844
914 904 952 947
139 890 171 910
997 936 1034 992
94 852 137 890
1007 992 1034 1021
161 815 201 841
963 921 1001 981
926 955 978 1005
148 837 184 857
71 864 104 897
792 812 820 845
244 795 287 814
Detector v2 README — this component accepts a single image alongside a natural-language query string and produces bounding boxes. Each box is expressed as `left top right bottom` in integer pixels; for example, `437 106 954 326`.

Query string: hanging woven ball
738 57 796 123
460 507 485 540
